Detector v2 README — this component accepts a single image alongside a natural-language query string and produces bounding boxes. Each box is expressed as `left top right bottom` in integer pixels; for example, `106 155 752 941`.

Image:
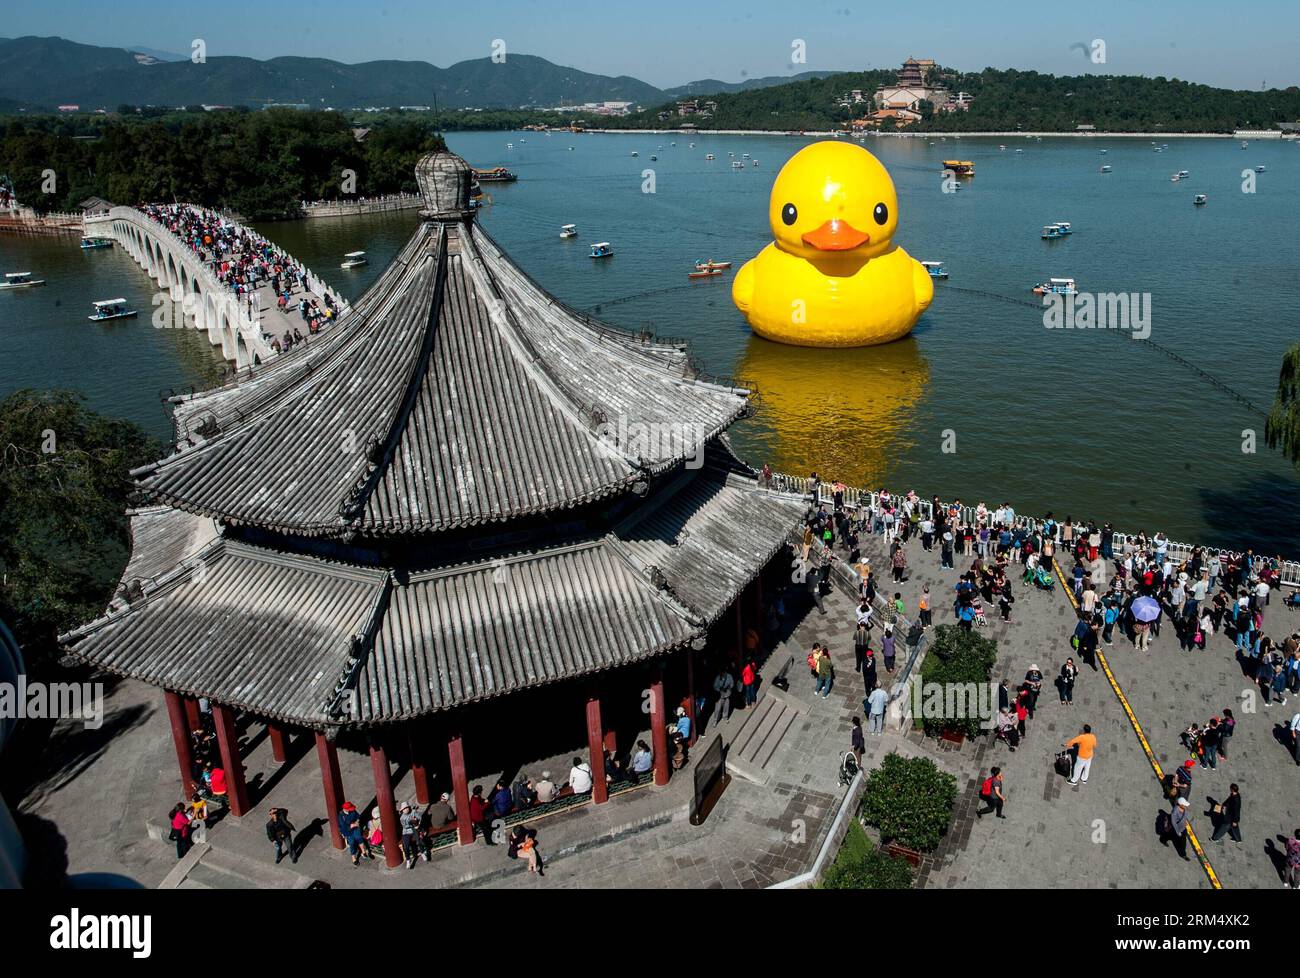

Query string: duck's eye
781 203 797 226
873 202 889 226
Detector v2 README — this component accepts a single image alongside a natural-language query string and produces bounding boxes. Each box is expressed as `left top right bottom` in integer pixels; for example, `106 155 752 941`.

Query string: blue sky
9 0 1299 90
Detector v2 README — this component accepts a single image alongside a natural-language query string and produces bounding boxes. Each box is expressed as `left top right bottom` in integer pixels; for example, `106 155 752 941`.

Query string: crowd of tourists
790 475 1300 883
140 203 340 353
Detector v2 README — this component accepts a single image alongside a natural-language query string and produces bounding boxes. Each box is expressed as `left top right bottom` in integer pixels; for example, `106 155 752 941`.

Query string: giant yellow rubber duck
732 141 933 347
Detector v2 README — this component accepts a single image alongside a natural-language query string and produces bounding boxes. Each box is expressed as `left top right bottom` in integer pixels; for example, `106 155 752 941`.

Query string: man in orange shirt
1065 724 1098 785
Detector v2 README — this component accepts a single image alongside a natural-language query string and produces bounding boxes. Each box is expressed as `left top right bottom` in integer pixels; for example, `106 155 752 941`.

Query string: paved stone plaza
852 528 1298 890
16 520 1299 889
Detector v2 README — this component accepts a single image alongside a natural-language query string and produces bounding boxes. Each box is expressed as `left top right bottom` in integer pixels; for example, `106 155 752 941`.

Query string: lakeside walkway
301 193 423 219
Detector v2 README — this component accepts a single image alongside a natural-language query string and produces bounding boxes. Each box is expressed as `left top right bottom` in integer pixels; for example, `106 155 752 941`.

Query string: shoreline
572 128 1290 139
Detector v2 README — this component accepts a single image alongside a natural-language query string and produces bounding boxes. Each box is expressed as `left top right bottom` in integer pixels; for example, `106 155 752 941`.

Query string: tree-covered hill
598 66 1300 133
0 110 444 220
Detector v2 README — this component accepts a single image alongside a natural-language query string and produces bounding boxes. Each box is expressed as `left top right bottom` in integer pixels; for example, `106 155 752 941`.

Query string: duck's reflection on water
731 333 931 489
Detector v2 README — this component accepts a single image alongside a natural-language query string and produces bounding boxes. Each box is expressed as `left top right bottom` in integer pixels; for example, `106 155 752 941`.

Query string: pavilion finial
415 150 474 222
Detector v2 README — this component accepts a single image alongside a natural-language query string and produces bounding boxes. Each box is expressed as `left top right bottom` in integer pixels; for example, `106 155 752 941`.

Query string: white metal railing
301 192 423 217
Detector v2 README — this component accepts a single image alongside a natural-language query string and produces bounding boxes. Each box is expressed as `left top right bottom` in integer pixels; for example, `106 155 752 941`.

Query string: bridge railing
301 192 423 218
89 205 354 366
164 204 350 319
87 208 271 364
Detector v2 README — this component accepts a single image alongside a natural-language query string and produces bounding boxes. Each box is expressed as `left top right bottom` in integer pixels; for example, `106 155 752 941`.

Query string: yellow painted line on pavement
1052 558 1221 889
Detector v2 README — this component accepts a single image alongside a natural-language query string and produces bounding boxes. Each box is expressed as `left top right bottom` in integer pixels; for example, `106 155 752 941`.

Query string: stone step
724 692 803 786
725 753 769 786
157 840 209 889
200 843 317 889
766 685 808 716
185 863 261 890
754 707 800 770
157 839 317 890
738 700 787 765
728 696 777 760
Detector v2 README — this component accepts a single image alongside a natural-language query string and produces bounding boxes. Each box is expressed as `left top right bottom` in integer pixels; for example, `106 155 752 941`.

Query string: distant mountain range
0 36 841 111
661 71 838 98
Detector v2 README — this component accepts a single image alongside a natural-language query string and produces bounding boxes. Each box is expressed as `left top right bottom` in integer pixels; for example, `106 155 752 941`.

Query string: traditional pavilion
60 151 804 864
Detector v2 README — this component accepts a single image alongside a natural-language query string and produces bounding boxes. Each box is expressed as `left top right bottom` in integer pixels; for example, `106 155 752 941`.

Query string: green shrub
859 752 956 852
917 624 998 738
821 821 914 889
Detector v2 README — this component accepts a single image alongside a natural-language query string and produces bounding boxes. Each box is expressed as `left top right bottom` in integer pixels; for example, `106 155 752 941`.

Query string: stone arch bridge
83 207 348 369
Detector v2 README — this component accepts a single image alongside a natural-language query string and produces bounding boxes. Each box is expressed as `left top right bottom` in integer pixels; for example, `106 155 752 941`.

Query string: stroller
1024 564 1055 590
838 750 860 786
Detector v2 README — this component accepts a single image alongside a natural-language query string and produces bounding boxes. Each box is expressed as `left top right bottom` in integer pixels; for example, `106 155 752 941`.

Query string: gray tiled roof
141 220 748 535
61 153 794 726
62 466 800 727
117 505 220 595
168 218 433 441
350 541 695 722
62 540 389 725
613 466 804 622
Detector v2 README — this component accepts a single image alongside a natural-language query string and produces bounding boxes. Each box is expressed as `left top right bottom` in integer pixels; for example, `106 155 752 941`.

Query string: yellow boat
942 159 975 176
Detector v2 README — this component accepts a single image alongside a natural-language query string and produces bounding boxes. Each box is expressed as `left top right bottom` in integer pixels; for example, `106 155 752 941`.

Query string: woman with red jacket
169 804 192 859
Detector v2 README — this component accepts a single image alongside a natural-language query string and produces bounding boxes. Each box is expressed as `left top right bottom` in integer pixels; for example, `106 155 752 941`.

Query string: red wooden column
211 702 250 817
407 725 431 805
685 649 699 747
586 690 608 805
649 667 670 786
267 722 289 764
734 600 744 661
164 690 196 798
183 696 201 731
315 732 345 849
369 737 403 869
447 731 474 846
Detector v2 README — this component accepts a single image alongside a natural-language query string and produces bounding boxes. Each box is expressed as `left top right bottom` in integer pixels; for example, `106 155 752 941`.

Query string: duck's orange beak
801 219 870 251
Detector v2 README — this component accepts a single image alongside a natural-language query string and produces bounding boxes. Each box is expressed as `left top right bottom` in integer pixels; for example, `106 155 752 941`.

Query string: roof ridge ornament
415 151 475 223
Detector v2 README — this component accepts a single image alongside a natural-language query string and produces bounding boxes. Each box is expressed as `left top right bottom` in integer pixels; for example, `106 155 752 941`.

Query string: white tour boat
0 271 45 290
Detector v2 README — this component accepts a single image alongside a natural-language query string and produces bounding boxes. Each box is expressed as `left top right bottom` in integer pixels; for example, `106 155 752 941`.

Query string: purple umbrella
1130 596 1161 623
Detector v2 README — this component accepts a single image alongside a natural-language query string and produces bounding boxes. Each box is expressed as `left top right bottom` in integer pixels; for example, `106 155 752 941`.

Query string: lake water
3 130 1298 551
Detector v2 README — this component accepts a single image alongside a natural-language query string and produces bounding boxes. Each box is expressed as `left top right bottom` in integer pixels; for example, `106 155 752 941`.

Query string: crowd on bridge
140 203 341 354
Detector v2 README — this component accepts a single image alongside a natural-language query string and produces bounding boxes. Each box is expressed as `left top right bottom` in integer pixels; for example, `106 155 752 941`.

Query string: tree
1265 344 1300 468
859 752 957 852
917 625 999 738
0 390 160 666
821 821 914 889
0 112 447 219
